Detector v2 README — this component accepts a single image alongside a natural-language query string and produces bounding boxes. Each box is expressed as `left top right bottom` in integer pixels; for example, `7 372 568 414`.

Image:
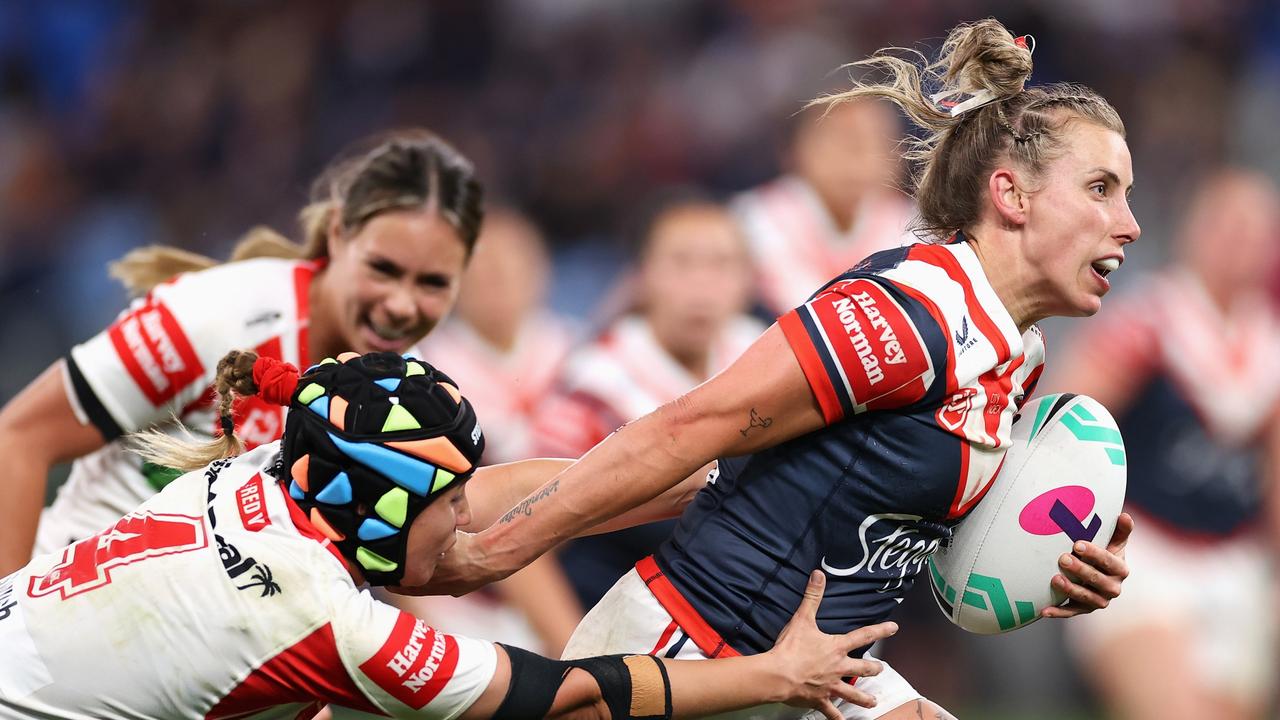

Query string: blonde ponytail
129 350 261 472
109 247 220 297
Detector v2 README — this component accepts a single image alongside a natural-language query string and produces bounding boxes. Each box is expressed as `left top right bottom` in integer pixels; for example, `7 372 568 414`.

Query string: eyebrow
1090 167 1134 194
369 254 453 286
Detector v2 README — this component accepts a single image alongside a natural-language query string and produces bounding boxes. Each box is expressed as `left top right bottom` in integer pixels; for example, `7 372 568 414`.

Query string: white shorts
1064 516 1277 702
563 561 922 719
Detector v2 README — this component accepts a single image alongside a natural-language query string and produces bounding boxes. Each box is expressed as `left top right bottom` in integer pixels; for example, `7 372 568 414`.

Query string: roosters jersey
533 314 766 458
652 240 1046 657
419 312 574 464
0 444 497 718
39 258 338 552
1067 271 1280 536
732 176 915 315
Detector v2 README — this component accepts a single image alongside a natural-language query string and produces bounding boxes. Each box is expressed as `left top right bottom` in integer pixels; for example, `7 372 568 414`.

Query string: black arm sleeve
65 355 124 441
493 644 672 720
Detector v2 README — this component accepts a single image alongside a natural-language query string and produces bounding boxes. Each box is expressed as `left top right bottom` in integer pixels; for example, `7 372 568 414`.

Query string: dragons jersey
1066 270 1280 537
418 312 574 464
533 314 766 458
732 176 915 315
651 239 1046 657
39 258 387 552
1 444 498 718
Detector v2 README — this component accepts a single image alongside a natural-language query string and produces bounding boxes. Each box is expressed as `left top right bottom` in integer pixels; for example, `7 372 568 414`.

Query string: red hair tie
253 357 300 407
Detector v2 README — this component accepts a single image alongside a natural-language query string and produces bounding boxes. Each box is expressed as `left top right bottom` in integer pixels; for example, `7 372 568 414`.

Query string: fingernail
1075 542 1088 553
811 570 824 585
1059 555 1074 567
888 622 899 635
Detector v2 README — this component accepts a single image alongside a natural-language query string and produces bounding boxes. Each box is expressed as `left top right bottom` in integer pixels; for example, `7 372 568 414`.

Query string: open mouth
1090 257 1120 279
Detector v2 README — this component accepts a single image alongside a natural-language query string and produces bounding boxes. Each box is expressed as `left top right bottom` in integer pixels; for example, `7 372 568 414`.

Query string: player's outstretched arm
0 360 107 573
460 571 897 720
429 324 824 595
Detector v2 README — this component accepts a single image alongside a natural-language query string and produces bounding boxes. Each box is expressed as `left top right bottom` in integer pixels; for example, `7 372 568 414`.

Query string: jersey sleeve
778 276 944 424
65 272 229 438
334 588 498 719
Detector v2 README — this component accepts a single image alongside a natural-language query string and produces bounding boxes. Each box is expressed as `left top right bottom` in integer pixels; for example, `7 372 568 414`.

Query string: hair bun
939 18 1033 100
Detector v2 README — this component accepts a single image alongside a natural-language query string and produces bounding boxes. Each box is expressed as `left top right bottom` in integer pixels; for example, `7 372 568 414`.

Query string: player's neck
964 225 1041 333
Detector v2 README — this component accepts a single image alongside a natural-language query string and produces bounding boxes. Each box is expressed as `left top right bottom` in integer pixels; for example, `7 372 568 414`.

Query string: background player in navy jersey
0 130 481 574
428 19 1135 719
1052 169 1280 720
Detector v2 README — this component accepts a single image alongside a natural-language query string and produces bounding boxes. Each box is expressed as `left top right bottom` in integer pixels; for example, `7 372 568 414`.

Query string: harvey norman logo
362 615 460 708
107 302 204 406
830 291 908 386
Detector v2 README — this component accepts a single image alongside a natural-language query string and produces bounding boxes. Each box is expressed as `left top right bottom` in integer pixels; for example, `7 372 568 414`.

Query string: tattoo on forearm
738 408 774 437
498 480 560 524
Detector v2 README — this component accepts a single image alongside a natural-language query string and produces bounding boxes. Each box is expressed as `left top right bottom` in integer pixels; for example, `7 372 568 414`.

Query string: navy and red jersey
1064 270 1280 537
651 239 1046 657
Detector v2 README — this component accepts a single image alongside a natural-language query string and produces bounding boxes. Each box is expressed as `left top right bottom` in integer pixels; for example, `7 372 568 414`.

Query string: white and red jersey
38 258 374 553
1 444 497 718
732 176 915 315
533 314 766 458
418 312 574 464
1061 270 1280 537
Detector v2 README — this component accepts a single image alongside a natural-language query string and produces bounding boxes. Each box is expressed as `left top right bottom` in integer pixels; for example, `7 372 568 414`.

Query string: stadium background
1 1 1278 717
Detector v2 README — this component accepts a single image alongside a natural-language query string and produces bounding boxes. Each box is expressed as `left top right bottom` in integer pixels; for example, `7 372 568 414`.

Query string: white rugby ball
928 393 1127 634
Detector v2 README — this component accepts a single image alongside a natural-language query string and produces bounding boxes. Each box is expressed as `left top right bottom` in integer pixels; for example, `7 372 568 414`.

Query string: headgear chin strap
269 351 485 585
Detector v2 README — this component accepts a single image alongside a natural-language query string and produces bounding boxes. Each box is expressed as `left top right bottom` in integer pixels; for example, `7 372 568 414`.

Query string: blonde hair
129 350 261 471
810 18 1124 241
111 129 484 296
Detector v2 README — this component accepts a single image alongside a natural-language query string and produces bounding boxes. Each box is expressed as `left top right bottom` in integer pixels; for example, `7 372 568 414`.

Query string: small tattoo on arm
738 408 774 437
498 479 560 524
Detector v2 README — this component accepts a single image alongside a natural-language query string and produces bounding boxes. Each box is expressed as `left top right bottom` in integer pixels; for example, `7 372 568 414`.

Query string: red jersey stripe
779 311 844 424
909 245 1011 365
636 556 741 659
205 623 384 718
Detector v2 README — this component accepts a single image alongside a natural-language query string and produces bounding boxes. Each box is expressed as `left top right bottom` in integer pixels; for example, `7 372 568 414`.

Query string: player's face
327 210 468 355
640 207 752 358
1020 122 1140 318
794 100 899 212
401 483 471 586
454 214 550 335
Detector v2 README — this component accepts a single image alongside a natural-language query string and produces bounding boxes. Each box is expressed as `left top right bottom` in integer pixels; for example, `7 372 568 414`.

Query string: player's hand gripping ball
929 393 1127 634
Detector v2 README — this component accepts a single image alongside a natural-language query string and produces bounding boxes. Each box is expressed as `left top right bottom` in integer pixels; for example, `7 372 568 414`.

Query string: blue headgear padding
315 471 353 505
326 432 435 496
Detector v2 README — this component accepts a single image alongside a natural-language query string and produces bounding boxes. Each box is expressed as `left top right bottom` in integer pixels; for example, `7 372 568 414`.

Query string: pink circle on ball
1019 486 1096 535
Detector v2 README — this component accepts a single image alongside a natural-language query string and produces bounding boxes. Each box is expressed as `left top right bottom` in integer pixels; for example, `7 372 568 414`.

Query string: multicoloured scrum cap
279 351 485 585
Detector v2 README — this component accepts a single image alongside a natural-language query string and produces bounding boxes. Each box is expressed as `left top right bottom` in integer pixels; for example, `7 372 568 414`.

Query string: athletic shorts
563 563 923 719
1064 516 1277 703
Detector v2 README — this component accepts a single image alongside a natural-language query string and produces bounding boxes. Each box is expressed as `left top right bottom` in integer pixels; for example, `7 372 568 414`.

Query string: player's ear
988 168 1028 227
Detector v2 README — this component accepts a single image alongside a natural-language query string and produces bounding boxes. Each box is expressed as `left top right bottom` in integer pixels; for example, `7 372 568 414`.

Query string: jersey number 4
28 511 208 600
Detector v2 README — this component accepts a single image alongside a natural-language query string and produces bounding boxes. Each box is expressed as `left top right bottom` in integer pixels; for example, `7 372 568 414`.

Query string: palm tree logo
236 564 281 597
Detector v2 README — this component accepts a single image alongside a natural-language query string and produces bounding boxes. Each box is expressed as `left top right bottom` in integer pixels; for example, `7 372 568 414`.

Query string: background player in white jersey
732 98 915 316
533 193 762 608
413 207 584 657
0 130 482 575
426 20 1136 719
1053 169 1280 720
0 349 896 719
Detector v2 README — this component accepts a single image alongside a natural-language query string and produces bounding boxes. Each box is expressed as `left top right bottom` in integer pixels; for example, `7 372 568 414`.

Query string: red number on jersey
28 512 208 600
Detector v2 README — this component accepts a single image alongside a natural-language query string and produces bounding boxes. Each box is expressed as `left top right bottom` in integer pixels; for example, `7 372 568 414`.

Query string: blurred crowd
3 1 1280 717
